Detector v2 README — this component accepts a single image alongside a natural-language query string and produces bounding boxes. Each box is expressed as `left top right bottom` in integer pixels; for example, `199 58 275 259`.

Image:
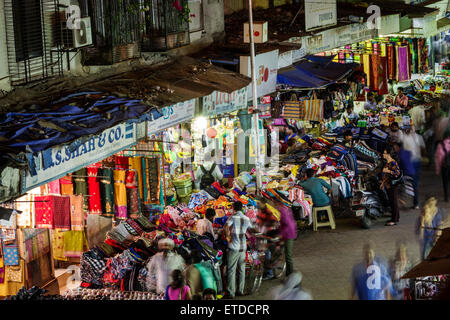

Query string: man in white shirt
340 105 359 126
401 125 426 209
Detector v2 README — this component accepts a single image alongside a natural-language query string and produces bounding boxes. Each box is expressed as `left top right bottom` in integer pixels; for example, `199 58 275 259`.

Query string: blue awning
277 66 333 89
299 55 360 82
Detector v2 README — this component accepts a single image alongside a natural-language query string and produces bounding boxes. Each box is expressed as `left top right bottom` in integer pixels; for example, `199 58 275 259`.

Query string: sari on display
114 170 128 219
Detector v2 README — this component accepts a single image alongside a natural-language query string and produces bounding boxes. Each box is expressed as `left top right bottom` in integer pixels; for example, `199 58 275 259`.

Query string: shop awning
277 66 333 89
402 228 450 279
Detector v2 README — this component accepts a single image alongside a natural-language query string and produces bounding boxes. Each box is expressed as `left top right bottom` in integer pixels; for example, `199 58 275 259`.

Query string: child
202 288 217 300
165 269 192 300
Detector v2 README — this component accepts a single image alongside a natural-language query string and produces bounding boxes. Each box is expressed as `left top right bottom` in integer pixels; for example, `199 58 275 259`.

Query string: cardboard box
244 21 268 43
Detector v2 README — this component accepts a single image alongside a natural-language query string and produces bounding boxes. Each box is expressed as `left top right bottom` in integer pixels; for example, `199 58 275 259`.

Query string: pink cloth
278 205 297 240
435 138 450 175
166 285 190 300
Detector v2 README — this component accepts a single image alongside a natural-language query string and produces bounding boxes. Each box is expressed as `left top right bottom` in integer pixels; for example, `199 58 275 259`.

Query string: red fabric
35 196 55 229
115 156 129 170
378 57 389 95
87 166 102 215
387 44 395 80
53 196 71 230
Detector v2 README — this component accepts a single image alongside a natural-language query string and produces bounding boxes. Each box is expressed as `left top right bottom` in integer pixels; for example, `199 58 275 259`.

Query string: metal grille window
4 0 62 86
81 0 142 65
141 0 190 51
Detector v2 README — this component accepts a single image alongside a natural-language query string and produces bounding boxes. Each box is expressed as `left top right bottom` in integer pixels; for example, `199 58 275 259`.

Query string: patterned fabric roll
387 44 395 80
99 168 115 217
396 46 410 82
363 54 371 87
87 165 102 215
114 170 128 219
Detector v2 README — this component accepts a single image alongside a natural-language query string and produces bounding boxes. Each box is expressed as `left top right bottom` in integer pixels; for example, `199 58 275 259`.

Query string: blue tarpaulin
0 92 163 155
277 66 333 89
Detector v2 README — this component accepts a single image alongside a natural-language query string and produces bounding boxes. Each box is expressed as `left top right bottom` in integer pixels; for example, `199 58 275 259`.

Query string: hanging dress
114 170 128 219
126 170 140 219
59 174 74 195
100 168 115 217
74 168 89 214
87 166 102 215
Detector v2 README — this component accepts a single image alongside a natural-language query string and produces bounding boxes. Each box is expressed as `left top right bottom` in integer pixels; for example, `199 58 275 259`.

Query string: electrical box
243 21 268 43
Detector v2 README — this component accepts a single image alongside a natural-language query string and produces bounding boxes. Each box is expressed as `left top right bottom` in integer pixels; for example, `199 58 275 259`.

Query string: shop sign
147 99 196 134
240 49 279 99
334 23 378 48
413 14 438 37
305 0 337 31
23 122 137 192
202 88 248 116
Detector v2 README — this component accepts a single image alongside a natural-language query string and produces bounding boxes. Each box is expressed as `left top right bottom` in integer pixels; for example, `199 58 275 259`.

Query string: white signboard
203 87 248 116
305 0 337 31
278 50 293 69
379 14 400 36
23 122 137 192
240 49 279 100
147 99 196 135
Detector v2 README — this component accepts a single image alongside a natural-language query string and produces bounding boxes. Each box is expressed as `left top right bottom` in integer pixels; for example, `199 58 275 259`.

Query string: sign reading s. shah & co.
23 122 137 192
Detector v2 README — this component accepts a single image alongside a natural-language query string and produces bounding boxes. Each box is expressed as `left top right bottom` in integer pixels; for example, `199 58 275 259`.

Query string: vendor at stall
394 88 409 108
341 105 359 125
194 150 223 190
364 92 378 111
299 169 332 208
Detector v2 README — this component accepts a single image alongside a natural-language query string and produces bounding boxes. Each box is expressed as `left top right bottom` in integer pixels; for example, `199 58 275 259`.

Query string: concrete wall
0 0 11 93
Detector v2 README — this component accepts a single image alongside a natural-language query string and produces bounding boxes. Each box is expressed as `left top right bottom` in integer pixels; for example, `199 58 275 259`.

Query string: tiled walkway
240 168 450 300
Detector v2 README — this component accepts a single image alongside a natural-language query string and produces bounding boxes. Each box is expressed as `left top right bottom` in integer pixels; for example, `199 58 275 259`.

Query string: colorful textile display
69 195 84 231
0 259 25 296
114 170 128 219
283 101 304 119
126 170 140 218
63 231 89 258
142 158 160 204
53 196 71 230
99 168 115 217
87 165 102 215
363 54 371 87
0 257 4 284
387 44 395 80
115 156 129 170
42 180 61 195
2 245 19 266
60 174 74 195
15 192 34 228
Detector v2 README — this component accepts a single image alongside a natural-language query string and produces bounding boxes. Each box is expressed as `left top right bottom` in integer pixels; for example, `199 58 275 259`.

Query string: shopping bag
303 92 324 121
282 101 304 119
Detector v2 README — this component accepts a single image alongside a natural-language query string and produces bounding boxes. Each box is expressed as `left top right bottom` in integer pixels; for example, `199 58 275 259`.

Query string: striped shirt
226 211 252 252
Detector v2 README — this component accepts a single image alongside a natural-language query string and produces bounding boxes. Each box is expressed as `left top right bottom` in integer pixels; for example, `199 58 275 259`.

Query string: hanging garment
115 156 129 170
387 44 395 80
396 46 410 82
142 158 160 204
0 259 25 296
0 257 4 284
15 193 33 228
63 230 88 258
35 195 56 229
363 54 371 87
378 57 389 95
69 195 84 231
59 174 74 195
73 168 89 213
53 196 71 230
114 170 128 219
2 245 19 266
126 170 140 218
370 54 379 92
52 229 69 261
129 157 144 200
43 180 61 195
87 165 102 215
99 168 115 217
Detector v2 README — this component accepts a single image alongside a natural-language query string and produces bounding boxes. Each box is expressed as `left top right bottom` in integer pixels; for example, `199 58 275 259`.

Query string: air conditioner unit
62 17 93 49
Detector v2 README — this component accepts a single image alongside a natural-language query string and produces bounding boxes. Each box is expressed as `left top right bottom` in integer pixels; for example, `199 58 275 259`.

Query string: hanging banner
23 122 137 192
147 99 196 134
202 88 248 117
305 0 337 31
240 49 279 100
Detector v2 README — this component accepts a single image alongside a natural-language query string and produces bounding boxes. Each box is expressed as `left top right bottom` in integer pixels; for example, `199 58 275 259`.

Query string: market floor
238 167 450 300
